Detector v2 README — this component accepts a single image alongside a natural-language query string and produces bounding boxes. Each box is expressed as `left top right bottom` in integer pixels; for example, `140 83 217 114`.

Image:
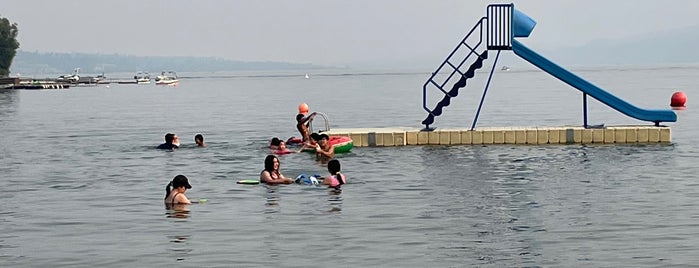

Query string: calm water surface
1 66 698 267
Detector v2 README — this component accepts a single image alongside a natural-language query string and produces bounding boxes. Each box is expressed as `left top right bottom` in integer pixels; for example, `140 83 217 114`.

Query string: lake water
1 65 698 267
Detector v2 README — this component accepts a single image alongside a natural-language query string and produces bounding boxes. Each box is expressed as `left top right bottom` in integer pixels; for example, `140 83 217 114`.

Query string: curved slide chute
511 39 676 124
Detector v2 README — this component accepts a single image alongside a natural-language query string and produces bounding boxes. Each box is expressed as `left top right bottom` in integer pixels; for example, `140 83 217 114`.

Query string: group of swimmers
259 154 345 187
162 103 347 207
164 156 346 206
157 133 206 149
269 133 334 160
266 103 334 160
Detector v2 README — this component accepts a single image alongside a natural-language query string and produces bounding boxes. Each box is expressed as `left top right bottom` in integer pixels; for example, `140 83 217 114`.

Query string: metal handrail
420 4 515 129
309 112 330 133
422 18 485 105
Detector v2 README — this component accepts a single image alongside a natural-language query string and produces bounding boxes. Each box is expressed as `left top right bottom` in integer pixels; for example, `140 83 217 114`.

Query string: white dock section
325 126 671 146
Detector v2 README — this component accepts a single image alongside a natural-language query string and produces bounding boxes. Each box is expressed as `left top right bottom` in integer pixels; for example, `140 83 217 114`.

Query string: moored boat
155 71 179 85
136 72 151 84
118 72 151 84
57 68 80 83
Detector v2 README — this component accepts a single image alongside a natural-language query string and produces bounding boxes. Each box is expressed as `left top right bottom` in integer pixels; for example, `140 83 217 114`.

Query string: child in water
195 134 206 147
269 137 282 150
273 141 295 155
322 159 346 189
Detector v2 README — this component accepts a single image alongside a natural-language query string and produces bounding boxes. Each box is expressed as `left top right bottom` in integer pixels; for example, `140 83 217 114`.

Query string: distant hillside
541 25 699 67
10 51 325 74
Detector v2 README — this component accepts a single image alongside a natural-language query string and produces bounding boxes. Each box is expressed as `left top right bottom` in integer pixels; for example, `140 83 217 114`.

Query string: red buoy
671 91 687 110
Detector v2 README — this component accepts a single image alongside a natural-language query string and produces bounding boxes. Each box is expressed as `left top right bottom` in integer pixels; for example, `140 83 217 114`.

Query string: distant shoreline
10 50 699 78
10 50 329 75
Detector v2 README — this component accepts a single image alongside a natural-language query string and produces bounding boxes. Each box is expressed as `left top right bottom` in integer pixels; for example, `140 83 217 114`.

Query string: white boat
155 71 179 85
117 72 151 84
501 66 511 71
135 72 151 84
57 68 80 83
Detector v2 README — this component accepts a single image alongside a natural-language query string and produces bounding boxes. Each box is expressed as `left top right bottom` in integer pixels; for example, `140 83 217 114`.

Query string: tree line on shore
0 16 19 77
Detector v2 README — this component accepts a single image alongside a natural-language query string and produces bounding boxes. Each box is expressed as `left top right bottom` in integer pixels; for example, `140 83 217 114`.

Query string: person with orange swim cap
298 102 309 114
295 102 317 144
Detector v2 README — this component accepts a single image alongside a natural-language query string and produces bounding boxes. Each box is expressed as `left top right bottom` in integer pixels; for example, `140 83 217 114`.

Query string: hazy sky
3 0 699 68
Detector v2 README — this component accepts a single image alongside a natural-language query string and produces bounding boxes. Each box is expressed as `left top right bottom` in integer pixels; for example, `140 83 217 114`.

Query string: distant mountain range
11 25 699 75
540 25 699 67
10 51 325 75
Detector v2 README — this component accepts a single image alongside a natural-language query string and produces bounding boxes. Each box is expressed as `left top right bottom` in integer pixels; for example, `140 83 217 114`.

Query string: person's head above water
309 132 321 142
195 134 205 147
298 102 309 114
270 137 281 146
165 174 192 199
279 141 287 150
164 175 193 205
264 154 280 172
328 159 341 175
172 174 192 189
324 159 345 189
157 133 179 149
165 133 175 143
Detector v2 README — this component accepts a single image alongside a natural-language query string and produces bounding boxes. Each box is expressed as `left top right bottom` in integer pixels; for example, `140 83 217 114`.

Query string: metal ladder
421 4 514 130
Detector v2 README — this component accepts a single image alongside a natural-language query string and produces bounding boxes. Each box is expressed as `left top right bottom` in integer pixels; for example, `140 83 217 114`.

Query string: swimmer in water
314 133 334 162
164 175 192 207
194 134 206 147
274 141 296 155
269 137 282 150
259 155 294 184
322 159 346 190
157 133 179 150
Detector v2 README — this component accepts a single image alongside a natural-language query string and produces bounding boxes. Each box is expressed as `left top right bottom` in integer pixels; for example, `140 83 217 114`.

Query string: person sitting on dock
194 134 206 147
315 134 335 162
157 133 179 150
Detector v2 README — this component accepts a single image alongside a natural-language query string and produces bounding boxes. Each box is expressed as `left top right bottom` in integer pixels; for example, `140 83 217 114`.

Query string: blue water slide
511 39 677 123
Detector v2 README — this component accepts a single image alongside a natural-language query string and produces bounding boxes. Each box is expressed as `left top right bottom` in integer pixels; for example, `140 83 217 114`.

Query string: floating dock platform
325 126 671 147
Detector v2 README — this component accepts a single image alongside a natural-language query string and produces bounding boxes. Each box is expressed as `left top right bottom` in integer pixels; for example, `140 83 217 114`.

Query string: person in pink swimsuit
322 159 346 189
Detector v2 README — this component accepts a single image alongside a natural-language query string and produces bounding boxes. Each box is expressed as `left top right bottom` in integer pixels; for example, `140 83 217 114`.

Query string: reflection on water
165 206 192 262
327 189 343 213
165 204 190 219
264 186 281 214
167 235 192 261
0 89 18 118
